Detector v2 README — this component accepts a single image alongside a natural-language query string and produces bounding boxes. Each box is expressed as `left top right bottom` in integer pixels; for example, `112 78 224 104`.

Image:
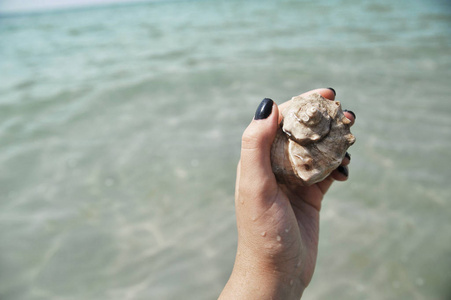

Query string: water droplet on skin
276 235 282 242
289 279 294 286
296 261 302 268
285 228 290 233
260 231 267 237
251 216 257 221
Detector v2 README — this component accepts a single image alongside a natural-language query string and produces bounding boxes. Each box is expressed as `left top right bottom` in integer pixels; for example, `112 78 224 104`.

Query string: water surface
1 0 450 299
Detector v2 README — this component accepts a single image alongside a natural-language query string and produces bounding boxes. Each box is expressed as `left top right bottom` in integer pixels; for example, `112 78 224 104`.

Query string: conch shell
270 93 355 186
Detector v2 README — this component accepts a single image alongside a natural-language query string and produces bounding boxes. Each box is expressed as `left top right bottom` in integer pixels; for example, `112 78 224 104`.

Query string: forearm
219 253 304 300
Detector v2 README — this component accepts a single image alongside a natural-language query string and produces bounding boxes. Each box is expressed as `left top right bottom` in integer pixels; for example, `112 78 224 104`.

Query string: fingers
315 151 351 194
342 151 351 166
277 88 356 128
328 151 351 183
238 98 279 201
331 165 349 181
299 87 336 100
278 88 336 119
343 110 356 126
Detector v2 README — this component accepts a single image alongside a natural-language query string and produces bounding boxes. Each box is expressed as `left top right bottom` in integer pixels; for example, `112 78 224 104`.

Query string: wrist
220 250 305 300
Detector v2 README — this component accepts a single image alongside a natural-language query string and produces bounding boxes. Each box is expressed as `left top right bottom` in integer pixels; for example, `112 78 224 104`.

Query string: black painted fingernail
343 109 356 120
337 165 349 177
254 98 274 120
327 87 336 96
345 152 351 161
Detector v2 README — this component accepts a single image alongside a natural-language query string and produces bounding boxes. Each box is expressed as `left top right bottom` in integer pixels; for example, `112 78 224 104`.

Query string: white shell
270 93 355 186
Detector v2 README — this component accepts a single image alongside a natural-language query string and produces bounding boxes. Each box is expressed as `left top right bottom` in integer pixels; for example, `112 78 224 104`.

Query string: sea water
1 0 450 299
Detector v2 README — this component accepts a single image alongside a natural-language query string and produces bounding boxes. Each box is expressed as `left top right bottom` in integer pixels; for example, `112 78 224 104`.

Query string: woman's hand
219 88 355 299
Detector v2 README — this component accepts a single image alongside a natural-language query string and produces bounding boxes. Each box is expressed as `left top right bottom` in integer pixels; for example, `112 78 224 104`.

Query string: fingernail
254 98 274 120
345 152 351 161
337 165 349 177
327 87 336 96
343 109 356 120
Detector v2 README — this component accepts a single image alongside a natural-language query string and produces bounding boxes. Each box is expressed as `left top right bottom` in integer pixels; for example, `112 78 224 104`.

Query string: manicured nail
345 152 351 161
343 109 356 120
327 87 336 96
337 165 349 177
254 98 274 120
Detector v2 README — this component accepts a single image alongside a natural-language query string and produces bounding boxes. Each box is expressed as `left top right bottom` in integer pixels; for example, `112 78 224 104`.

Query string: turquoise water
1 0 451 299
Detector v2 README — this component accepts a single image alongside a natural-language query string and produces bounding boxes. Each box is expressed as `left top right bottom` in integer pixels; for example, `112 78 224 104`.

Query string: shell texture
270 93 355 186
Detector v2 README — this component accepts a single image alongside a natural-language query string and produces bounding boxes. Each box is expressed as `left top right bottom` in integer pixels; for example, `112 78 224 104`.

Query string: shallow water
1 0 451 299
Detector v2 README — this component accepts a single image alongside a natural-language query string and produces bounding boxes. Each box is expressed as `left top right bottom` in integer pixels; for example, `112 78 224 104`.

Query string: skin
219 88 355 300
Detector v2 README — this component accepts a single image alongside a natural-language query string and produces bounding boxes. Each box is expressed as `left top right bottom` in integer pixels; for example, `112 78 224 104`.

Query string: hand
219 88 356 299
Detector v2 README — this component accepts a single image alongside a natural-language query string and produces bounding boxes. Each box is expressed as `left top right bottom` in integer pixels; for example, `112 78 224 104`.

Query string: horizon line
0 0 206 18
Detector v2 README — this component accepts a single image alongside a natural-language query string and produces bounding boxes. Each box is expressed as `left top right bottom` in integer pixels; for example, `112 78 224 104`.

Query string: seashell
270 93 355 186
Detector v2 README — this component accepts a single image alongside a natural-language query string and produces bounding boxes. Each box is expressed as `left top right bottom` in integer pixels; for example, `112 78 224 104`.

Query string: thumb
239 98 279 195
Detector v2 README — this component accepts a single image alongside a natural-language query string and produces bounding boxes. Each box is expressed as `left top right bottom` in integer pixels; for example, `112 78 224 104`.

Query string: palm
266 180 327 287
235 167 342 291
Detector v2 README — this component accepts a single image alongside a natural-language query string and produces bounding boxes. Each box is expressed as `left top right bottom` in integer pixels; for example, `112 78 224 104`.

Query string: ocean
1 0 450 299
